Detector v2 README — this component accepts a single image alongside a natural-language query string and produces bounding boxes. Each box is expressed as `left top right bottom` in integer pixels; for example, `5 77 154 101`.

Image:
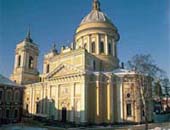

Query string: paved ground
0 122 170 130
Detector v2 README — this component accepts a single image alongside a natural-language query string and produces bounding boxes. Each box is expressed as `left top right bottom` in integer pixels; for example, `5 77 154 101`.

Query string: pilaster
105 35 108 55
96 34 100 54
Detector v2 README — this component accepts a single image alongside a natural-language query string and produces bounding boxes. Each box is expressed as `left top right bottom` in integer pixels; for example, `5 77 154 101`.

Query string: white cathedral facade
10 0 153 124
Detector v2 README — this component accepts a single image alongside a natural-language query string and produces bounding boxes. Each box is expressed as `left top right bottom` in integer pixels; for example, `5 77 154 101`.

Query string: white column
107 80 111 120
23 52 27 67
70 83 74 122
117 78 123 122
96 81 100 117
87 35 91 52
55 83 59 120
110 78 114 122
96 34 100 54
32 86 35 114
81 37 84 48
29 87 32 114
14 55 18 68
80 77 86 123
40 85 43 114
21 53 24 68
47 85 51 116
105 35 108 55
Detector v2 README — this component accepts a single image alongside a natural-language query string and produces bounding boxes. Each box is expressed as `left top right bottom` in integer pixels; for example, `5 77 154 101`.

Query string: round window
127 93 130 98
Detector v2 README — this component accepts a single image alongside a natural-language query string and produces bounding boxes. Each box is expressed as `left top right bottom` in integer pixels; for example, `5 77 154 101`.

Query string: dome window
108 43 112 54
100 41 104 53
93 60 96 71
91 42 96 53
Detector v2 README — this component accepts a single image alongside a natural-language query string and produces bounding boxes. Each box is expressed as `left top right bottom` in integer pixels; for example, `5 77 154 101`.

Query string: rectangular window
126 103 132 117
0 91 2 101
100 42 104 53
6 109 9 118
92 42 96 53
108 43 112 54
36 102 40 114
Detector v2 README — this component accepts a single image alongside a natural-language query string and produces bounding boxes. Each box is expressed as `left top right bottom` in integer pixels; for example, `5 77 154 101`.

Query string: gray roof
80 10 113 26
0 74 19 87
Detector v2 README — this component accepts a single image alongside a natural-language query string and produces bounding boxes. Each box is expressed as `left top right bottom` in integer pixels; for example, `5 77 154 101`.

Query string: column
96 80 100 117
40 85 43 114
87 35 91 52
70 83 74 122
96 34 100 54
117 78 123 122
14 55 18 68
107 80 111 121
29 87 32 114
21 52 24 68
23 52 27 67
111 78 115 122
32 86 35 114
81 37 84 48
55 83 59 120
47 85 51 116
105 35 108 55
80 76 86 123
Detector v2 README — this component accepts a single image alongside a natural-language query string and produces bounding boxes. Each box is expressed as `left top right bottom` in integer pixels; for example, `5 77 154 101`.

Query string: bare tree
160 78 170 112
127 54 164 130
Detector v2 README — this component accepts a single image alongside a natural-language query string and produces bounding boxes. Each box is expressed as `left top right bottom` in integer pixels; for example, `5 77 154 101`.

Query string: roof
80 0 114 26
113 68 137 76
0 74 19 87
80 10 113 26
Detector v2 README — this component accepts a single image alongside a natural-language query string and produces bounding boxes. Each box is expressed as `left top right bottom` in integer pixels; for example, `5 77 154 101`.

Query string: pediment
46 63 84 79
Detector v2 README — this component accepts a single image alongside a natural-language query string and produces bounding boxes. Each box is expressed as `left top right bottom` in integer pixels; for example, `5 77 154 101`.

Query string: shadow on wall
22 97 84 125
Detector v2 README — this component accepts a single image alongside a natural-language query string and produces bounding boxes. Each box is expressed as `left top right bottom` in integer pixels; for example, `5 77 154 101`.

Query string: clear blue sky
0 0 170 78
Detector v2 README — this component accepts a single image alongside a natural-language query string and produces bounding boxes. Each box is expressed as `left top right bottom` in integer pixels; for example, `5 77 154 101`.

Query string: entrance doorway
62 107 67 122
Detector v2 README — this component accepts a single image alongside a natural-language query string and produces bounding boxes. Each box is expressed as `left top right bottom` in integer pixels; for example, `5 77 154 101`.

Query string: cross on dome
93 0 101 11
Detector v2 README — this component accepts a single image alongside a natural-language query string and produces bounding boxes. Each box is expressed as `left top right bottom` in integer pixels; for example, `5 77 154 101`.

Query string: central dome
80 10 113 25
80 0 113 26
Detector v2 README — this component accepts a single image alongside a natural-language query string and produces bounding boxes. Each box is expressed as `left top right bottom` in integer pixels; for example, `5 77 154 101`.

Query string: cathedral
10 0 153 124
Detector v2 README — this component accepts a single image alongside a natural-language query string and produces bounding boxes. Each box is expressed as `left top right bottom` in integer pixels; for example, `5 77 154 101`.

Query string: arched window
100 42 104 53
28 56 34 69
46 64 50 73
93 60 96 71
18 55 21 67
14 91 20 102
0 90 3 101
91 42 96 53
108 43 112 54
6 90 11 102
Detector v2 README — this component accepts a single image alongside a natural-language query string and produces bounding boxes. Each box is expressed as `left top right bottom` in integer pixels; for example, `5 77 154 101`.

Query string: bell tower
10 29 39 85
